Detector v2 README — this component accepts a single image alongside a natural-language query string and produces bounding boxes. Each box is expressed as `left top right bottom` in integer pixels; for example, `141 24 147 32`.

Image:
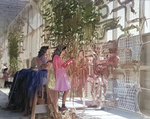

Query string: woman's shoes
59 104 68 110
58 106 61 111
62 105 67 109
58 106 67 111
61 107 68 110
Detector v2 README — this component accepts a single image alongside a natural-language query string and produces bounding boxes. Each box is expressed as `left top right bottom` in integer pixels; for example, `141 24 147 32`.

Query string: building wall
0 33 9 71
0 2 45 70
17 4 45 69
139 33 150 111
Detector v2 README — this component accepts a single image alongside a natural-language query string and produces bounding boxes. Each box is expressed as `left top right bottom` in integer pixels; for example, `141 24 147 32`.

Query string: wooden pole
31 91 38 119
45 84 58 119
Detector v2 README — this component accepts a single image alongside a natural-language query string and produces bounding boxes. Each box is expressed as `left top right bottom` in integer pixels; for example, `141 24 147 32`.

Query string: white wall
18 4 45 69
0 33 9 70
139 33 150 111
0 2 45 70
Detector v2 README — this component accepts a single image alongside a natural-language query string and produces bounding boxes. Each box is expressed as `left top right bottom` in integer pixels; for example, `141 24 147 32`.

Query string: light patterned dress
36 55 48 85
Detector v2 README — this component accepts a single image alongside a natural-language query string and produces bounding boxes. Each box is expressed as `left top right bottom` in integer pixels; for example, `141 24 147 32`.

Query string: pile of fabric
7 69 47 111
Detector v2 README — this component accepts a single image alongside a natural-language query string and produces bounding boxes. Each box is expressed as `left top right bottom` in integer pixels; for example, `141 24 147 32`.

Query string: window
144 0 150 33
107 2 113 41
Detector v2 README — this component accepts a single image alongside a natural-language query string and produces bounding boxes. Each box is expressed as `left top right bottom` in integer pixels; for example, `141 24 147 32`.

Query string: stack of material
7 69 47 111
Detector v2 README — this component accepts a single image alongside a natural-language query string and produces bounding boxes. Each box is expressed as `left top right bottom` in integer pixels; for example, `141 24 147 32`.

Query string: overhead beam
0 10 15 23
1 9 23 13
20 0 30 1
1 2 30 5
0 5 27 8
0 4 26 7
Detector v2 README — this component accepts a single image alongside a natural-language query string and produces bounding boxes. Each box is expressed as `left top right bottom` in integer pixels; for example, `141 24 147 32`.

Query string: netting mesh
118 35 142 64
85 35 142 113
114 71 140 113
106 35 142 113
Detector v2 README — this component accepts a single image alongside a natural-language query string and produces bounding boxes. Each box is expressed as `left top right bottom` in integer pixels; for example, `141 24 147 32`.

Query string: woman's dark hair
52 45 66 60
3 68 8 73
38 46 49 57
40 46 49 51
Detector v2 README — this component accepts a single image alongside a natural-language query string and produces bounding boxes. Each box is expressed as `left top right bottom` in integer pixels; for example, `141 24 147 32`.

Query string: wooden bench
31 84 58 119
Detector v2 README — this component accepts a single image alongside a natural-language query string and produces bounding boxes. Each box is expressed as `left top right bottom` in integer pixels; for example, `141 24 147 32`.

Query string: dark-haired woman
3 68 12 88
36 46 49 71
24 46 49 116
36 46 50 84
52 45 72 109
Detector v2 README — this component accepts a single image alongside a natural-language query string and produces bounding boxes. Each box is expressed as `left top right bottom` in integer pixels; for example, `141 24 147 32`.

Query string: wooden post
31 84 58 119
31 91 38 119
45 84 58 119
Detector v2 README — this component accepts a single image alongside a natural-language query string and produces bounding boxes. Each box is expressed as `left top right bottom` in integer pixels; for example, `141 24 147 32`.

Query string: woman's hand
61 58 74 69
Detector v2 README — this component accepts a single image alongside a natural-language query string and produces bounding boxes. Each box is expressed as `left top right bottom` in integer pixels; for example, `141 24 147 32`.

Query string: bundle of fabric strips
7 69 47 111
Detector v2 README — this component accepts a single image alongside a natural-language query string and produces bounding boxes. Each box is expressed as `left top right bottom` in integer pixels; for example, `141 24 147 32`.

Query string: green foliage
8 32 19 72
40 0 102 58
10 57 18 72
